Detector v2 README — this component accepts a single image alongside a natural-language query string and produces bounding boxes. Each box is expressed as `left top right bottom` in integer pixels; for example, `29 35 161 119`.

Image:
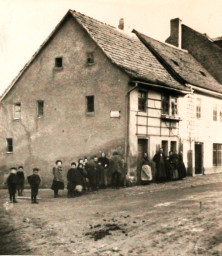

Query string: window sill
13 118 21 121
161 114 181 121
54 67 63 71
87 62 95 66
86 112 95 117
6 152 13 154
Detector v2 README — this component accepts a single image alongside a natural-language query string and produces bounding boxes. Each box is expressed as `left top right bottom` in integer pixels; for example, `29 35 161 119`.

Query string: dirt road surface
1 174 222 255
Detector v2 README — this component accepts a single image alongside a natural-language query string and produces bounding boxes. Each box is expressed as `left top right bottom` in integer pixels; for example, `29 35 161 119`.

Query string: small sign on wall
110 111 120 118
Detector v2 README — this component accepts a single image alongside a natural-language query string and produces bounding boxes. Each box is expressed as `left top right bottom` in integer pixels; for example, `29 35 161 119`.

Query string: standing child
27 168 41 204
6 167 18 203
17 166 25 196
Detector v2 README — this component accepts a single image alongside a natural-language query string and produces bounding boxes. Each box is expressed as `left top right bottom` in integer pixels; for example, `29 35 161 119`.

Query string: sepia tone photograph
1 0 222 255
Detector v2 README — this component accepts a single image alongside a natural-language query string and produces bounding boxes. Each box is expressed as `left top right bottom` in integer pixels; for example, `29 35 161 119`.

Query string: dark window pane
7 138 13 152
162 95 169 114
37 101 44 116
138 91 147 112
86 96 94 112
55 57 62 68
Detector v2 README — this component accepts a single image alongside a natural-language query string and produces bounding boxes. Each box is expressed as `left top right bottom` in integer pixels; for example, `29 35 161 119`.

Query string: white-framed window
162 94 178 116
196 98 201 119
213 104 217 121
13 103 21 119
138 90 147 112
213 143 222 166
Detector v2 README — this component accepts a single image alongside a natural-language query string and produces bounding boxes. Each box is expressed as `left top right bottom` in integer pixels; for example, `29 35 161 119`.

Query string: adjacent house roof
134 30 222 94
0 10 188 101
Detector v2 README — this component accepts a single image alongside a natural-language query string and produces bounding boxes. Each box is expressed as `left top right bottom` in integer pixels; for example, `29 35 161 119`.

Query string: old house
0 10 190 185
0 10 222 185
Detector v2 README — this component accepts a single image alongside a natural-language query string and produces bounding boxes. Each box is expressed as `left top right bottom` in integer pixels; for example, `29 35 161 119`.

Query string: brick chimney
118 18 124 30
169 18 182 48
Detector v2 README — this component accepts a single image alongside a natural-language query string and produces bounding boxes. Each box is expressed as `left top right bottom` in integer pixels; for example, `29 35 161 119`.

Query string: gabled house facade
0 10 222 186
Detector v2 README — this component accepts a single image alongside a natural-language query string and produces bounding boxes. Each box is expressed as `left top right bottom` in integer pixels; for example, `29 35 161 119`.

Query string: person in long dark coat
153 148 167 182
98 153 110 188
67 162 77 197
51 160 64 198
7 168 18 203
27 168 41 204
87 156 100 191
169 151 179 180
110 151 124 189
16 166 25 196
178 152 187 179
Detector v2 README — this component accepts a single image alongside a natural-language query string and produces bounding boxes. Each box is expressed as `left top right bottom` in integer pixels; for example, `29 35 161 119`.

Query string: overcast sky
1 0 222 95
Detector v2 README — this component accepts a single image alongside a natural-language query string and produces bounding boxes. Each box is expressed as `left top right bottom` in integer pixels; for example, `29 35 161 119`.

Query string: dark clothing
17 171 25 196
153 152 167 182
98 157 109 168
67 167 85 197
178 153 186 179
28 174 41 202
87 160 99 190
98 157 110 187
51 167 64 194
110 154 124 188
7 173 18 202
169 152 179 180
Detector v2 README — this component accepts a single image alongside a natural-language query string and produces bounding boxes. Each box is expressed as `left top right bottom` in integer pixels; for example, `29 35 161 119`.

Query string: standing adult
51 160 64 198
87 156 99 191
140 153 152 185
169 151 179 180
98 152 110 188
178 151 186 180
110 151 124 189
152 148 167 183
67 162 77 198
16 166 25 196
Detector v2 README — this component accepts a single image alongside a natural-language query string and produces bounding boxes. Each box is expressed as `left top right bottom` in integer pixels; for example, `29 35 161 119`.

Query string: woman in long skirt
51 160 64 198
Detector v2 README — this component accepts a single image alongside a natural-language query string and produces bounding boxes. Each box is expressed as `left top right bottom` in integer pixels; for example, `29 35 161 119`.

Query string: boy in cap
6 167 18 203
27 168 41 204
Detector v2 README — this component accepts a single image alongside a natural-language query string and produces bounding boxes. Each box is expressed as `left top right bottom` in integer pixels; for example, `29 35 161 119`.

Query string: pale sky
1 0 222 95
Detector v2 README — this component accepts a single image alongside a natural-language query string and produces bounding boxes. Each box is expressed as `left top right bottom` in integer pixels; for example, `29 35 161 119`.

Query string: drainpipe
125 82 139 174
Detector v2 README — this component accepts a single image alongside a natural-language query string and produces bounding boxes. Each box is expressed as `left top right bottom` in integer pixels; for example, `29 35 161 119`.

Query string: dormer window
200 71 206 77
87 53 94 65
55 57 63 68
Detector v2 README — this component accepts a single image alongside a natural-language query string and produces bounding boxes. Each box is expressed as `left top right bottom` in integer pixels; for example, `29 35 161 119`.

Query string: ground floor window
213 143 222 166
6 138 13 153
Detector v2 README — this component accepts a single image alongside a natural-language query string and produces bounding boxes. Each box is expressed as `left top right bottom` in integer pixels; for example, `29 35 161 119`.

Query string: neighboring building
0 10 189 185
166 18 222 84
1 10 222 185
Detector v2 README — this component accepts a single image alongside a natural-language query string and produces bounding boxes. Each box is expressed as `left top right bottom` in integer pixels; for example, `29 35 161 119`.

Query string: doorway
195 142 203 174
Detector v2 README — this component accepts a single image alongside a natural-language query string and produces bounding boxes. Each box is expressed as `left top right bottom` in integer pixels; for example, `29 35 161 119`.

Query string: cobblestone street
1 173 222 255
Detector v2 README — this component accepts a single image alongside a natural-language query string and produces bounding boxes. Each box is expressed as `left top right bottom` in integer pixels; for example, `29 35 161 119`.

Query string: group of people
6 166 41 204
51 152 126 198
139 148 186 184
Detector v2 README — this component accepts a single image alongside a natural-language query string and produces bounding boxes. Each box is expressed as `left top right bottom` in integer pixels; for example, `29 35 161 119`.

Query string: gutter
125 82 139 170
190 84 222 99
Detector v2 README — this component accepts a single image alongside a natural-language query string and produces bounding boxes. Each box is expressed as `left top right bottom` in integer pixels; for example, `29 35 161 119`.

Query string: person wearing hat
27 168 41 204
6 167 18 203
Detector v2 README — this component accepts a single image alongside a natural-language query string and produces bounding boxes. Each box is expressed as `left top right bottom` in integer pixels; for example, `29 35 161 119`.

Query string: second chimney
118 18 124 30
169 18 182 48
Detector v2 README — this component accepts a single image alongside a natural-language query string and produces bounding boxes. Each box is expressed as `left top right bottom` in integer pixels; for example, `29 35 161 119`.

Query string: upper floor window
37 101 44 117
213 104 217 121
86 96 94 113
213 143 222 166
162 95 178 116
138 91 147 112
6 138 13 153
196 98 201 119
13 103 21 119
55 57 63 68
87 52 94 65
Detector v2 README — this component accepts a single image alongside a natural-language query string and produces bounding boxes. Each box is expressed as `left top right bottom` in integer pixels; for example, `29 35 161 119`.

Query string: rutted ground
1 174 222 255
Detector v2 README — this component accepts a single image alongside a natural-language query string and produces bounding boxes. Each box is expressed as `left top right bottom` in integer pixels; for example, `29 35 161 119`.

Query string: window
55 57 63 68
213 104 217 121
196 98 201 119
162 95 178 116
37 101 44 117
162 95 169 114
162 140 168 156
138 91 147 112
170 141 177 152
213 143 222 166
6 138 13 153
87 52 94 65
13 103 21 119
86 96 94 112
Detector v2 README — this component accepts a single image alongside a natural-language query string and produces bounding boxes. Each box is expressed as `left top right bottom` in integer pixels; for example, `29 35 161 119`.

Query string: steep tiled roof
135 30 222 94
70 10 187 91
